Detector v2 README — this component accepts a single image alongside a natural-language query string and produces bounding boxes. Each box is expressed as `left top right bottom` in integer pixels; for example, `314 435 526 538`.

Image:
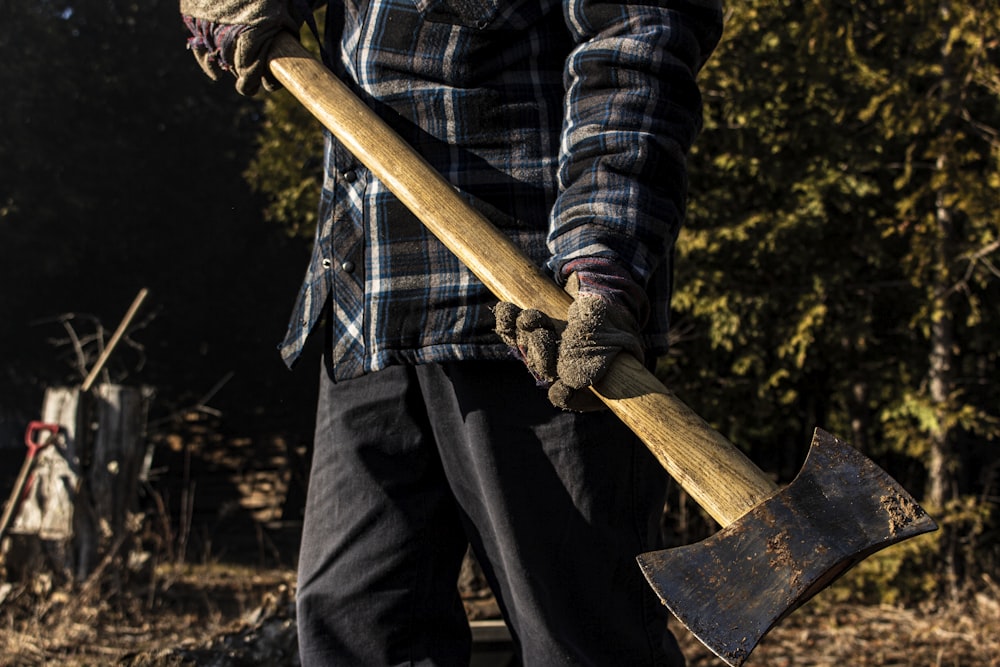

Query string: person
179 0 723 664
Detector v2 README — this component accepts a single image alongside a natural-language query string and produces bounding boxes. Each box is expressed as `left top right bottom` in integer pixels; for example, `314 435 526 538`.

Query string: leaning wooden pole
82 287 149 392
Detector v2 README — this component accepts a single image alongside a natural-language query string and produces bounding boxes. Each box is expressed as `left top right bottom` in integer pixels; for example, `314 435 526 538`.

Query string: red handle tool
0 422 61 542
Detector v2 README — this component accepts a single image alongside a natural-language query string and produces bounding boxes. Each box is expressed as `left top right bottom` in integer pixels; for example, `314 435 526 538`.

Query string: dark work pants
296 359 684 666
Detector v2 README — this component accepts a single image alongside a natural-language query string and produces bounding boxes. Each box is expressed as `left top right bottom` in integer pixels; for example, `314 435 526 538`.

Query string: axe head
637 428 936 666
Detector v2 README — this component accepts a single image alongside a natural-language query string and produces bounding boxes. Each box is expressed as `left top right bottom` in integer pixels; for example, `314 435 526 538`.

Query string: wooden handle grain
268 33 778 526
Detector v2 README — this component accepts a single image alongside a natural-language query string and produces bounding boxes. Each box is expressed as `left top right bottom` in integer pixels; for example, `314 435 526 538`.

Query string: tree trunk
927 211 961 599
926 293 957 512
926 1 965 596
848 379 871 455
927 0 961 513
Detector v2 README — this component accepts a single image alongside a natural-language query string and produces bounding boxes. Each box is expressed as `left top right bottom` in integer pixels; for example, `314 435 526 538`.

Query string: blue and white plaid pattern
279 0 723 380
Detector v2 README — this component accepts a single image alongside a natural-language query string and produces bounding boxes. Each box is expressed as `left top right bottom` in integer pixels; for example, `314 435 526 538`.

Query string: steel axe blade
637 429 937 666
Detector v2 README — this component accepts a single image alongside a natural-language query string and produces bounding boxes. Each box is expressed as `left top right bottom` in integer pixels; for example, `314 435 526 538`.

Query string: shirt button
341 260 356 273
342 170 357 183
321 258 332 269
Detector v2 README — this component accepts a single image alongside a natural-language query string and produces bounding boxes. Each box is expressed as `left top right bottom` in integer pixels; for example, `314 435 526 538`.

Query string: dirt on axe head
263 33 937 664
637 429 936 666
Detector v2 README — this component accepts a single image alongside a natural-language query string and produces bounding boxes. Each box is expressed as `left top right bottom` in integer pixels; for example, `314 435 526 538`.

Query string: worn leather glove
180 0 301 96
494 260 646 412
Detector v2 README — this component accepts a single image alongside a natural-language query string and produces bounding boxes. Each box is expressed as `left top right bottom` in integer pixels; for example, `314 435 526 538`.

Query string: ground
2 416 998 666
1 561 998 666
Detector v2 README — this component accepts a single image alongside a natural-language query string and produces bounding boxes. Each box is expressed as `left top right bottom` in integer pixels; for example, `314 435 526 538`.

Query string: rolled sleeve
548 0 723 286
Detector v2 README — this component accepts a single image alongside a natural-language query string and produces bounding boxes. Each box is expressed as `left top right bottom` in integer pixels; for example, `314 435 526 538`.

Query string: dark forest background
1 0 321 440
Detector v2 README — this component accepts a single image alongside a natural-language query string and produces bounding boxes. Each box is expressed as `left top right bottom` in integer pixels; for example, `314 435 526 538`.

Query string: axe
265 33 936 665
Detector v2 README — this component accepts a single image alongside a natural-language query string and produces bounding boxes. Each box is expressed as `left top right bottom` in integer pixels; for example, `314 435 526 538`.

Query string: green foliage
676 0 999 459
671 0 1000 597
825 496 993 605
243 87 324 239
243 28 325 238
824 534 940 607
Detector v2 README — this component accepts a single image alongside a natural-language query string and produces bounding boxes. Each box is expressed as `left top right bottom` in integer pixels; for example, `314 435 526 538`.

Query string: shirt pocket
413 0 502 29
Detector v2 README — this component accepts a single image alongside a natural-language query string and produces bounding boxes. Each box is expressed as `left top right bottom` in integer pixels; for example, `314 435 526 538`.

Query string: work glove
494 259 646 412
180 0 302 96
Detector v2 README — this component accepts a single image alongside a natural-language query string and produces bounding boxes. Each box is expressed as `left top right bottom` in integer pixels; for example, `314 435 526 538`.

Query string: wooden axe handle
0 454 37 542
268 33 778 526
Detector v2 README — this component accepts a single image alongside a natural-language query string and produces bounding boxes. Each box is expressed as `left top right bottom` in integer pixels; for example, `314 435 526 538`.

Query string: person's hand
494 261 645 412
180 0 301 96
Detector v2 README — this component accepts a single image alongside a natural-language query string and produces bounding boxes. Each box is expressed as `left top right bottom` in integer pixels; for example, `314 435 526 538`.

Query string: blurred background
1 0 323 567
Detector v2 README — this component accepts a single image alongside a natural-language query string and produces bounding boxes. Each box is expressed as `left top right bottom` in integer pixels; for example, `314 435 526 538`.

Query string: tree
673 0 999 595
860 0 1000 594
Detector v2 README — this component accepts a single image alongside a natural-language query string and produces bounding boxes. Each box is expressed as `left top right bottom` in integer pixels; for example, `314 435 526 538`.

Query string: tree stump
1 384 150 581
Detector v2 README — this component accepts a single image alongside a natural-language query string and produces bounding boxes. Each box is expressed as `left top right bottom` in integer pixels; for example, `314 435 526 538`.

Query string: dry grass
1 564 999 666
0 563 296 666
677 580 1000 667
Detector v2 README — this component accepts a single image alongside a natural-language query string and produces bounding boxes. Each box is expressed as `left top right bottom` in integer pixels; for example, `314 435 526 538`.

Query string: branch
950 238 1000 297
58 317 90 379
964 238 1000 279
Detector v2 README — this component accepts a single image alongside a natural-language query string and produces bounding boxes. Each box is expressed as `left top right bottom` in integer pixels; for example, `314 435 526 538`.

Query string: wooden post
2 384 149 581
89 384 149 546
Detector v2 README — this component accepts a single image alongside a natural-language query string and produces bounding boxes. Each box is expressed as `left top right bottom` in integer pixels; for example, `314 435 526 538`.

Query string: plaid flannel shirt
279 0 723 380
